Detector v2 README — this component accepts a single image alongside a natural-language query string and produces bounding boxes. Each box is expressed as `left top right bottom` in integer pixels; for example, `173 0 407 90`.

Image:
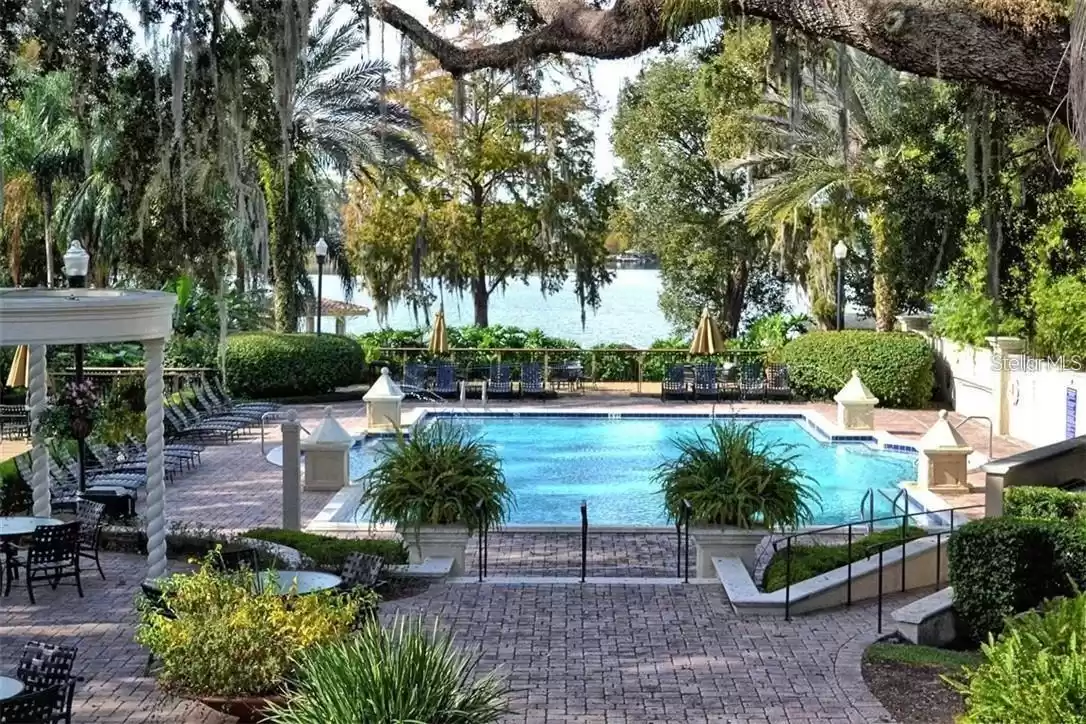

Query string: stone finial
835 370 878 431
834 370 879 405
919 410 972 452
363 366 405 402
305 406 353 445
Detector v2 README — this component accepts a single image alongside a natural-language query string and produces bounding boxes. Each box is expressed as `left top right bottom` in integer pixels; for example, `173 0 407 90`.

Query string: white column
144 338 168 579
281 411 301 531
28 344 50 517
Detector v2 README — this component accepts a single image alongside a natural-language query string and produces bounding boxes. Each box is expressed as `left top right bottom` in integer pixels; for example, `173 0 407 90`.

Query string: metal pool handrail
260 411 311 456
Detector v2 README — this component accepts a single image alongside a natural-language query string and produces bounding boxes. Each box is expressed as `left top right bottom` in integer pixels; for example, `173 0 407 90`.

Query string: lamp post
314 238 328 336
833 240 848 331
63 240 90 492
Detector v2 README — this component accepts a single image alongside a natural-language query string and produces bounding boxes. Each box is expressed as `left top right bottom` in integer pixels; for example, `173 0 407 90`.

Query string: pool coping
292 405 954 533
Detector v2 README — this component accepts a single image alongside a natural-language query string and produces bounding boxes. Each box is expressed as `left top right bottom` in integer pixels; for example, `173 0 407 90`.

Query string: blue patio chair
433 363 459 398
402 363 426 391
765 363 793 401
488 364 514 398
520 362 546 399
739 362 766 401
692 363 719 401
660 364 688 402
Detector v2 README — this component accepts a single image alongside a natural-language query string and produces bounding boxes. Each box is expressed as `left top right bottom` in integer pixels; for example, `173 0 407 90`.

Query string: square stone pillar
301 407 353 492
917 410 974 492
834 370 878 431
364 367 405 432
987 336 1025 436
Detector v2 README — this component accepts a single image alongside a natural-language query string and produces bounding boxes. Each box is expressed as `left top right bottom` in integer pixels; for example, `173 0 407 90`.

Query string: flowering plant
37 378 103 440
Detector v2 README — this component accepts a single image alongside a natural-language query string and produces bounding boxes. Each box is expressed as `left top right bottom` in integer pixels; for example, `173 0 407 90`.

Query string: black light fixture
63 239 90 492
833 240 848 331
314 238 328 336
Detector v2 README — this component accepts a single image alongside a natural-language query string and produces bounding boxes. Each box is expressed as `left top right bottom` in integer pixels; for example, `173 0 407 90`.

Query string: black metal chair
213 546 261 574
5 522 83 604
339 552 384 591
0 683 64 723
75 499 107 579
660 365 688 401
692 363 719 401
520 363 546 399
139 582 176 675
16 641 78 724
488 364 514 398
765 363 793 401
739 362 767 401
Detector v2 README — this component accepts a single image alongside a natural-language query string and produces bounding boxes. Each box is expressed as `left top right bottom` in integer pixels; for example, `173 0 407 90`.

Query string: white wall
932 336 1086 448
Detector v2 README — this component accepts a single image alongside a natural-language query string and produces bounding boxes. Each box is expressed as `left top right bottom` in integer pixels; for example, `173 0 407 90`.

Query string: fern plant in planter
656 422 819 577
360 422 514 575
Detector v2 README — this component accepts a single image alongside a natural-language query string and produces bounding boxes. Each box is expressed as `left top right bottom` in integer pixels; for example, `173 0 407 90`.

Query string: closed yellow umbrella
689 307 725 355
428 306 449 355
6 345 28 388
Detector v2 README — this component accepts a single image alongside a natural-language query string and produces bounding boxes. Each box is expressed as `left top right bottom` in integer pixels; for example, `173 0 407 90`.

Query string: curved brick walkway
0 551 904 724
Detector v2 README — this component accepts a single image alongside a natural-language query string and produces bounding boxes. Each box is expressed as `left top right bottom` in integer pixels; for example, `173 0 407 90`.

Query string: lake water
310 269 675 346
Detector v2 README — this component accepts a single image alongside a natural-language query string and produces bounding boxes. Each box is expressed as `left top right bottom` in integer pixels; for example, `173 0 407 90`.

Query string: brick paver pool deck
0 397 1026 722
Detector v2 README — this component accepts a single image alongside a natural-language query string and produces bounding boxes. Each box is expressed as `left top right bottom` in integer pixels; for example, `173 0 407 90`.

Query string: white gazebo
0 288 177 578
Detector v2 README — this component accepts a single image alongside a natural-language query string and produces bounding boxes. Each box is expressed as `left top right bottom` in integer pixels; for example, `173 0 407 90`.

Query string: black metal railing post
877 547 885 634
935 531 942 588
580 500 588 583
484 516 489 578
683 500 692 584
846 524 854 607
900 495 909 592
480 501 488 586
785 536 793 622
675 519 682 578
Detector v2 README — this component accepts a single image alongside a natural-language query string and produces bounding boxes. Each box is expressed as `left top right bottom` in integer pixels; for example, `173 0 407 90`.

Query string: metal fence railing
370 347 770 394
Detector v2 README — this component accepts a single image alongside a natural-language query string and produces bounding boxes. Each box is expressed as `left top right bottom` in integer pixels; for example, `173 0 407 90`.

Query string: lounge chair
660 365 688 402
739 362 766 401
206 379 281 414
765 364 793 401
178 394 255 431
520 362 546 399
488 364 514 398
692 363 719 401
193 383 263 422
433 363 458 398
164 405 238 444
402 363 427 391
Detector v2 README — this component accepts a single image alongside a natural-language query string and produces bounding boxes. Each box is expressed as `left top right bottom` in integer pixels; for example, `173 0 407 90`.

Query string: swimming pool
346 414 917 527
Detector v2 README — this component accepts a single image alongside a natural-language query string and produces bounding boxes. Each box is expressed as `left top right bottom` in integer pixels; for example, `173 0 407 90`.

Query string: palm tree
728 50 904 330
1 71 82 286
258 4 421 331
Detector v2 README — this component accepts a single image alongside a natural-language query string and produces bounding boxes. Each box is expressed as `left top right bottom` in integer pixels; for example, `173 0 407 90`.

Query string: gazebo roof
302 298 370 318
0 288 177 345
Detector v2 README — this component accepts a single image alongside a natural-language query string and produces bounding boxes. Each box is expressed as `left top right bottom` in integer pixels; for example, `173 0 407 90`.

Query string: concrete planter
403 524 471 576
692 527 767 578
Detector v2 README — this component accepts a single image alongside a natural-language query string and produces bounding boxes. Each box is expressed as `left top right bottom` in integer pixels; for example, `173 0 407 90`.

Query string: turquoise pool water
348 415 917 526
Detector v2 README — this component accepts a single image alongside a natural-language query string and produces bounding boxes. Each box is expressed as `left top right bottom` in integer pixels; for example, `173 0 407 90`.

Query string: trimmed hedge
242 528 408 571
1004 486 1086 521
779 331 935 408
762 526 925 592
948 517 1086 642
225 333 363 399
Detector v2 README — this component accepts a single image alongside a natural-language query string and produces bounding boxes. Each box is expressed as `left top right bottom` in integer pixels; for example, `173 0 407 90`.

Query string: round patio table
0 676 24 701
146 570 342 596
0 516 63 540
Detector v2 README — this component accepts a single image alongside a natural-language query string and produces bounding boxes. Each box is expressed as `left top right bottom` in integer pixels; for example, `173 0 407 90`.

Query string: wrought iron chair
139 582 175 675
0 683 65 723
213 546 261 574
433 363 458 398
76 499 107 580
5 522 83 604
339 552 384 591
739 362 767 401
692 363 720 401
520 363 546 399
488 364 514 398
16 641 78 724
660 365 688 401
765 363 793 401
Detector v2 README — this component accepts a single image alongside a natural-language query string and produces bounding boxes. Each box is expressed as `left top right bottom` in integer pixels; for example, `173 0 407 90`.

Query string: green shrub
242 529 408 571
953 593 1086 723
779 330 935 408
948 517 1086 642
361 422 514 535
225 333 362 399
1031 273 1086 359
136 551 365 697
1005 486 1086 521
762 526 926 592
656 422 819 529
589 343 638 381
267 616 511 724
0 455 29 515
931 281 1025 348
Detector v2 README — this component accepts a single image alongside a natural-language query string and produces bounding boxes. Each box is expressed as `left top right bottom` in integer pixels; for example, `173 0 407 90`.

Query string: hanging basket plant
37 378 103 441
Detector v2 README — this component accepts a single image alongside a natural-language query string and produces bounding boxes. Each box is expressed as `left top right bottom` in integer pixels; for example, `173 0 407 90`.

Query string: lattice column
28 344 50 518
143 338 168 579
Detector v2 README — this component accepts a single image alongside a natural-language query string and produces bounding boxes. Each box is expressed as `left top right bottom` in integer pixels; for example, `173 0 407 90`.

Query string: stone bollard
364 367 406 432
917 410 974 492
301 407 353 492
281 410 301 531
834 370 878 431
